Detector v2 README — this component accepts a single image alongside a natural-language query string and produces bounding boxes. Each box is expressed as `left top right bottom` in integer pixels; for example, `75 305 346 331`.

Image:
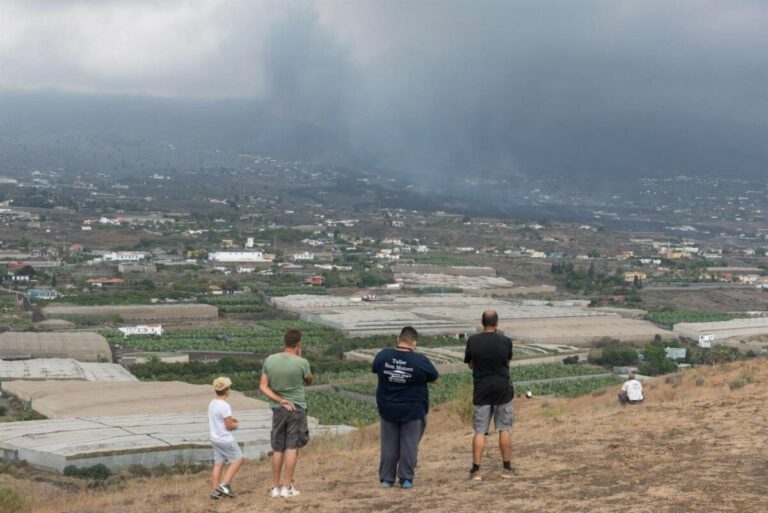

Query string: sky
1 0 767 179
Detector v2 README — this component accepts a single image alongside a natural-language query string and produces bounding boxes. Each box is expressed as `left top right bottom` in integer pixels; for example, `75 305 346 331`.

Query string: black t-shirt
464 332 513 405
372 348 439 423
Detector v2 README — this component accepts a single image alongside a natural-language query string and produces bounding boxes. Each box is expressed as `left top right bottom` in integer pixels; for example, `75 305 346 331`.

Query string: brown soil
12 359 768 513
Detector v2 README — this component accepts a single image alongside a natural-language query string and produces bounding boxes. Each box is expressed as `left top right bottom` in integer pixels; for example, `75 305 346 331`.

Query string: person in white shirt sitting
618 371 644 405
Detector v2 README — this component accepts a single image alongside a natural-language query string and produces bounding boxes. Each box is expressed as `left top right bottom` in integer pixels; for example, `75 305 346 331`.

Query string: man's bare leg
272 451 284 488
472 433 485 466
283 449 299 486
499 430 512 463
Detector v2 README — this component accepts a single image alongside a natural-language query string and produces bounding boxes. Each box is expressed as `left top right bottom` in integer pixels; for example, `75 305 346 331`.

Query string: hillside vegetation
5 359 768 513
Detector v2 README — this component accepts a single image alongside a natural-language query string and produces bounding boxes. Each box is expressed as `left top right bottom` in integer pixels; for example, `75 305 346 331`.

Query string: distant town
0 160 766 478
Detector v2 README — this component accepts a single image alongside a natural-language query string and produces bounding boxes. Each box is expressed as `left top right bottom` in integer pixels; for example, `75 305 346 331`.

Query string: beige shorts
472 401 514 434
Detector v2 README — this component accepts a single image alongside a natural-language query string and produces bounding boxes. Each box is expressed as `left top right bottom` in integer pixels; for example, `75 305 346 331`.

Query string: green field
107 320 341 353
306 392 379 427
644 309 744 328
525 376 623 397
336 365 613 408
410 253 473 266
108 321 459 355
328 372 622 426
120 321 619 428
198 295 265 313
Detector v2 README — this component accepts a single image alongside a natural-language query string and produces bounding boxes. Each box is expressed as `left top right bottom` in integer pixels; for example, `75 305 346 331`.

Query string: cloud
0 0 279 97
1 1 766 178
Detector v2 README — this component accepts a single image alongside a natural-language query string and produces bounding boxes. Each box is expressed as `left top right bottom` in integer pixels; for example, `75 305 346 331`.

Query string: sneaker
379 480 394 488
216 483 236 498
280 484 300 498
501 467 516 479
469 468 482 481
400 479 413 489
210 491 223 500
270 487 281 498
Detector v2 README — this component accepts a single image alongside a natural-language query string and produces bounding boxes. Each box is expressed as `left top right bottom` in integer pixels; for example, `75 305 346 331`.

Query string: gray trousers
379 417 426 483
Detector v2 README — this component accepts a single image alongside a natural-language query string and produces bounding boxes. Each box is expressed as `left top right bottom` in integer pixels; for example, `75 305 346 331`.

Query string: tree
19 237 32 252
136 278 156 290
592 344 639 366
322 269 343 288
17 266 35 278
588 262 596 280
639 344 677 376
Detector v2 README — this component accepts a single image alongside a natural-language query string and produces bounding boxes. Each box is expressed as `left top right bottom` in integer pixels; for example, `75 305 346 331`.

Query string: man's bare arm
259 372 295 410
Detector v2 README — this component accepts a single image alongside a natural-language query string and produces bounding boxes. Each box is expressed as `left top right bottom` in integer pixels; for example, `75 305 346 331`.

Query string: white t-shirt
208 398 235 442
621 379 644 401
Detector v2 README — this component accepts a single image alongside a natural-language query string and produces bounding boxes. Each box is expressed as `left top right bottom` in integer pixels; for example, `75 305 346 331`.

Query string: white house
209 251 266 262
118 325 164 338
103 252 146 262
698 334 714 348
292 252 314 261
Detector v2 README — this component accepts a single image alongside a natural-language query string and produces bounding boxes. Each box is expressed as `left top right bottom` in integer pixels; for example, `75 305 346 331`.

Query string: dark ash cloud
1 1 767 180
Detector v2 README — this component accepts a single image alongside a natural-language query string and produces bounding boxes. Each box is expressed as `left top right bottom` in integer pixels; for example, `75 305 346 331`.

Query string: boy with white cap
209 376 245 500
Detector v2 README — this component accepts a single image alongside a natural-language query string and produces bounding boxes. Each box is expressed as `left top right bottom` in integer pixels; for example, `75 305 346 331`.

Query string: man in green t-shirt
259 329 314 498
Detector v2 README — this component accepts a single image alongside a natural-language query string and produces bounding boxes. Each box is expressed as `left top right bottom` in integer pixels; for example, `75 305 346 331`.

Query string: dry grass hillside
6 359 768 513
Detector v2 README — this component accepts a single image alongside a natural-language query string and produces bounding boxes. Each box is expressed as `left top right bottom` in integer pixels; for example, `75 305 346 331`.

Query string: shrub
448 385 474 424
126 464 152 478
729 371 753 390
665 374 682 387
591 344 639 366
639 343 678 376
0 487 24 513
687 346 741 365
63 463 111 481
151 464 172 476
171 461 207 475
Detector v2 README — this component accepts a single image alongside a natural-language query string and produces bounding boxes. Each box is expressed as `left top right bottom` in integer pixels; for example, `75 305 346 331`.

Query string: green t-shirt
262 352 311 409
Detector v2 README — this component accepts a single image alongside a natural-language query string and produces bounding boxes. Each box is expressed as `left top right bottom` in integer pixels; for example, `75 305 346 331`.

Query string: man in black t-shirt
372 326 439 489
464 309 515 480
